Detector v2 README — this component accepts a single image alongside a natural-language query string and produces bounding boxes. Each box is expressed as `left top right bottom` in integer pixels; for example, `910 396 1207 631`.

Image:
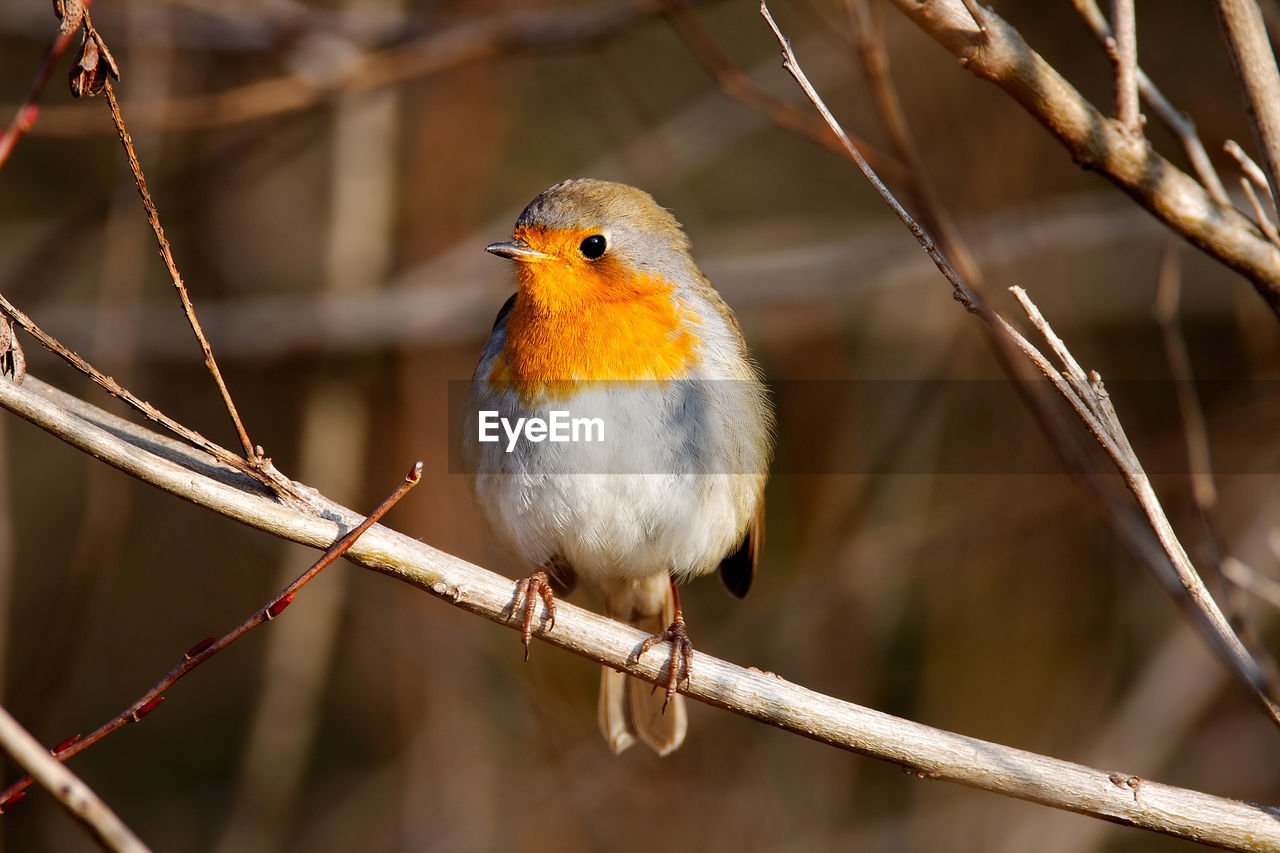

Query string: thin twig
759 0 1280 731
1240 177 1280 250
1151 239 1215 512
1226 138 1275 201
1 377 1279 849
1216 0 1280 210
1223 557 1280 611
0 703 149 852
1011 284 1280 722
1151 238 1280 690
0 292 307 505
100 80 258 465
1071 0 1229 205
1225 138 1280 248
0 461 421 811
845 0 981 284
1109 0 1141 134
957 0 987 37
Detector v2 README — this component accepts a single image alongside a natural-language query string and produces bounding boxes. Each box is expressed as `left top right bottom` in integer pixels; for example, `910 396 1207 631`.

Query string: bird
463 178 773 755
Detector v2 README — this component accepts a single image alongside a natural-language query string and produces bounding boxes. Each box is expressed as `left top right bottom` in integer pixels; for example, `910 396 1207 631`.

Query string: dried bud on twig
0 319 26 384
68 27 118 98
51 0 85 35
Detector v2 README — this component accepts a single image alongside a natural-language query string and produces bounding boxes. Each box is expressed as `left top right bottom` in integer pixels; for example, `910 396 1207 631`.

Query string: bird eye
579 234 607 260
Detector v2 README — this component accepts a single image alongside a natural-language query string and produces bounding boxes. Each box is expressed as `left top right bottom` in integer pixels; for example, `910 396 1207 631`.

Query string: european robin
464 179 773 755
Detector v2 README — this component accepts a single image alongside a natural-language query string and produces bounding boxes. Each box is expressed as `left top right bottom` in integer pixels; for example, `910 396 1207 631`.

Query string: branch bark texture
2 374 1279 851
887 0 1280 318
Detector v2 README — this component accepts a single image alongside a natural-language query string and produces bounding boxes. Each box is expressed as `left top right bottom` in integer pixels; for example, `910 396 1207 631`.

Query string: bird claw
635 617 693 711
507 570 557 661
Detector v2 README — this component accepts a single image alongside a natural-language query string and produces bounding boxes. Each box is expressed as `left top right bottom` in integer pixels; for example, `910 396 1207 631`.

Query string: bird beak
485 239 552 262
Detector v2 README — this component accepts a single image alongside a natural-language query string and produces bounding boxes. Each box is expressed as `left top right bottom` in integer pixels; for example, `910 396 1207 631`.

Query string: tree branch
1071 0 1230 205
885 0 1280 318
758 0 1280 730
1216 0 1280 209
2 374 1279 850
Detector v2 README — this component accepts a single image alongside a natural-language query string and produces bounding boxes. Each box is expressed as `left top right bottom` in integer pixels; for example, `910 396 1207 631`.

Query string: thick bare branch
885 0 1280 318
0 374 1279 850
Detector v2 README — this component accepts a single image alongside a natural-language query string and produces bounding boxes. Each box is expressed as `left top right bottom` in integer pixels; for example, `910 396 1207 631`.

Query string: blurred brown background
1 0 1279 850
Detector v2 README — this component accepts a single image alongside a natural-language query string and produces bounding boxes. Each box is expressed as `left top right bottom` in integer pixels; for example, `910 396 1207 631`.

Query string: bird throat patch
489 227 703 399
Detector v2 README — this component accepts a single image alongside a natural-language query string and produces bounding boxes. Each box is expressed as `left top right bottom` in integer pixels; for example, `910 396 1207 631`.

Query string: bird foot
507 570 557 661
635 615 692 711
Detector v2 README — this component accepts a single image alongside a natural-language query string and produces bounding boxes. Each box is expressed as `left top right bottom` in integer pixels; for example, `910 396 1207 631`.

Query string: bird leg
635 577 693 710
507 569 557 661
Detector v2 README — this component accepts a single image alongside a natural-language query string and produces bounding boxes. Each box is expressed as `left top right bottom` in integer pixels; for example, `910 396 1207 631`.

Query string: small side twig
958 0 987 37
1108 0 1141 135
65 7 257 469
1216 0 1280 210
1225 138 1280 249
1072 0 1229 205
0 461 421 813
0 703 149 852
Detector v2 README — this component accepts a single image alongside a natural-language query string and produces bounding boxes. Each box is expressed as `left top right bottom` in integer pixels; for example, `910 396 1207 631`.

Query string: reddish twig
0 0 97 170
0 461 421 814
